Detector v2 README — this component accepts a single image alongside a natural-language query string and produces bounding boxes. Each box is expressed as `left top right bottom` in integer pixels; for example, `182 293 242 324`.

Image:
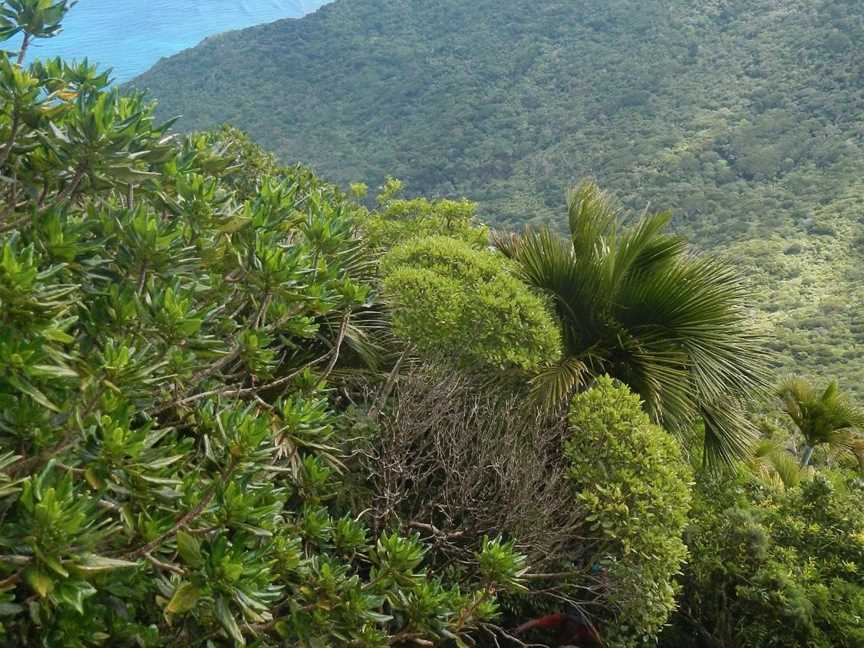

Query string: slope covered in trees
132 0 864 390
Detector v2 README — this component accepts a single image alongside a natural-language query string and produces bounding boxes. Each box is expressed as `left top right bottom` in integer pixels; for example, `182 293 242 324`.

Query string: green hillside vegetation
2 2 864 647
131 0 864 392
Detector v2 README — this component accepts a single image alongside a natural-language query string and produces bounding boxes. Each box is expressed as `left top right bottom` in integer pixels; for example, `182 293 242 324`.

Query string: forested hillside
133 0 864 389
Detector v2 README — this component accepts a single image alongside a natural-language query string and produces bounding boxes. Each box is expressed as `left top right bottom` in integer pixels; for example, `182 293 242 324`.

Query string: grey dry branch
369 366 589 573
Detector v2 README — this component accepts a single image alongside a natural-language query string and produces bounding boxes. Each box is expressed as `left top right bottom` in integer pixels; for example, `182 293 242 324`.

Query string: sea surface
9 0 331 82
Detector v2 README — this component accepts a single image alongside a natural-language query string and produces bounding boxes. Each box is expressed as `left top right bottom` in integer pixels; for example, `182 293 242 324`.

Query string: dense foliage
360 178 488 251
3 2 864 647
132 0 864 393
381 235 561 370
662 471 864 647
0 7 529 645
370 370 695 648
566 377 692 646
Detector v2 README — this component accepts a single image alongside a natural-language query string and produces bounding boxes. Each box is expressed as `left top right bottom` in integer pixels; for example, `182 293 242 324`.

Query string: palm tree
749 436 807 490
777 376 864 469
495 181 770 466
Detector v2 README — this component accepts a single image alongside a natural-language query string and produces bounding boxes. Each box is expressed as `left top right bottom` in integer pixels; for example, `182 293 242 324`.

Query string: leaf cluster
381 234 562 370
0 8 528 644
566 376 693 646
664 470 864 648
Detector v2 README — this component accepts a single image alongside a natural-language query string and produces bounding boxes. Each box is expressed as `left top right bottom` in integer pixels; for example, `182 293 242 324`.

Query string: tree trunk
16 34 31 66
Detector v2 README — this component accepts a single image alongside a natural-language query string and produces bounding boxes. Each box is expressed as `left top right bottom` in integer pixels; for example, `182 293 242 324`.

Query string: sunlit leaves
778 376 864 469
0 6 530 644
0 0 73 42
566 377 692 644
382 235 562 370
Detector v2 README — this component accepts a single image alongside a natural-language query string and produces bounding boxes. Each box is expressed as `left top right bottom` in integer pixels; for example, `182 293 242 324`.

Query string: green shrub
0 11 527 643
362 178 489 250
381 236 561 369
565 377 693 646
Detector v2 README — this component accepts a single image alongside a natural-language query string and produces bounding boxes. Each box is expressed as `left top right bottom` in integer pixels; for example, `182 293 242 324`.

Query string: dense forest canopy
2 1 864 646
132 0 864 393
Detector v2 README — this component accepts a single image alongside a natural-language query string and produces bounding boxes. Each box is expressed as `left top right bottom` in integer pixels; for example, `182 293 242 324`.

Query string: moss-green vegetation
3 2 864 646
131 0 864 392
663 471 864 647
362 177 489 251
381 235 562 370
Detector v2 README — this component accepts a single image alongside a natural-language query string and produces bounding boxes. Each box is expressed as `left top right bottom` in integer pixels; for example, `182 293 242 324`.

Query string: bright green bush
362 178 489 250
566 377 693 646
663 471 864 647
381 236 562 369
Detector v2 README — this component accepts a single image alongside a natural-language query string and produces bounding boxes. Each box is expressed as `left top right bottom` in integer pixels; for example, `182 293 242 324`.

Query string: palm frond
320 306 393 371
566 180 619 260
529 357 589 411
506 181 770 465
491 230 521 260
617 255 770 402
821 380 839 403
771 451 806 489
852 437 864 473
700 399 760 468
750 438 799 489
828 398 864 431
777 376 814 408
776 376 864 468
611 210 682 284
498 226 604 353
610 328 695 431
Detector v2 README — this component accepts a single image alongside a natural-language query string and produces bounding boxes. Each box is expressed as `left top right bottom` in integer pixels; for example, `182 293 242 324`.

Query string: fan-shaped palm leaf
749 437 805 490
497 181 771 466
528 356 590 410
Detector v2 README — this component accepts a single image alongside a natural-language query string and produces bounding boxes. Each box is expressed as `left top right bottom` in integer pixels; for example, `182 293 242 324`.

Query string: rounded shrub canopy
381 235 562 370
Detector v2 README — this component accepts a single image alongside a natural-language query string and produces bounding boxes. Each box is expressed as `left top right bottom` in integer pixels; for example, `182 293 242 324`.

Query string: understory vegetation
1 2 863 647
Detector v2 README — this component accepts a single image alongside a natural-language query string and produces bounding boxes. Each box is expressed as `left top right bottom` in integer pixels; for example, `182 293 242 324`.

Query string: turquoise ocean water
10 0 330 82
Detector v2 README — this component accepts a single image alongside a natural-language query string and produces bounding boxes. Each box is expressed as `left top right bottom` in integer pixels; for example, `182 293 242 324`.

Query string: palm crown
496 181 770 466
778 376 864 469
